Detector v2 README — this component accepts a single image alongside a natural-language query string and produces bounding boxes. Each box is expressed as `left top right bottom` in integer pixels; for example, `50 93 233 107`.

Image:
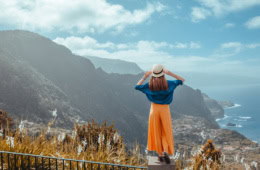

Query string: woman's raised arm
164 69 185 82
136 71 152 85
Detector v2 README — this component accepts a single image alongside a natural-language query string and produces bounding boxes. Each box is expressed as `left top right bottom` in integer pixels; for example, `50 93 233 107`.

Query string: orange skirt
147 102 174 155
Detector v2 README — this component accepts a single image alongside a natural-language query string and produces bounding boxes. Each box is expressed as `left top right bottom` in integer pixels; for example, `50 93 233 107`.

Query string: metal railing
0 151 148 170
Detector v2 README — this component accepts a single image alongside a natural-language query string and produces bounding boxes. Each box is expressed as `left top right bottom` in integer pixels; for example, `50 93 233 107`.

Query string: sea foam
216 115 229 121
239 116 251 119
225 103 241 109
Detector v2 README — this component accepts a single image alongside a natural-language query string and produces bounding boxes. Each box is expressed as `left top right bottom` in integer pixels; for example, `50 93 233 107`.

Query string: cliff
0 30 259 167
85 55 143 75
202 93 225 118
0 30 218 147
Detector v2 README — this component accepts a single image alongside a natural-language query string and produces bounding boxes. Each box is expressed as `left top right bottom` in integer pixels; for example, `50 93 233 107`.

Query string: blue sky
0 0 260 85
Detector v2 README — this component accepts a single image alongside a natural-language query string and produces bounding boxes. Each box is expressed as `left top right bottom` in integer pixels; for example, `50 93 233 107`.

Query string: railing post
49 158 51 170
42 157 44 169
14 154 17 170
21 155 23 169
27 156 30 169
62 159 65 170
35 156 37 170
7 153 10 170
56 159 58 170
1 153 3 170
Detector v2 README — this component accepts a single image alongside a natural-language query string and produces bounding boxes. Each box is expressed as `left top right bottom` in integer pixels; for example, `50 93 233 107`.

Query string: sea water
201 84 260 144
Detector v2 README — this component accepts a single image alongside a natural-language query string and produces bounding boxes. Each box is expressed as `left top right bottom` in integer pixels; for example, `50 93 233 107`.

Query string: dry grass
1 110 256 170
187 139 223 170
0 111 147 169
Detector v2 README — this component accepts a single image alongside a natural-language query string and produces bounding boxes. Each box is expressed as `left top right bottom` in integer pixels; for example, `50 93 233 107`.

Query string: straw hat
151 64 165 77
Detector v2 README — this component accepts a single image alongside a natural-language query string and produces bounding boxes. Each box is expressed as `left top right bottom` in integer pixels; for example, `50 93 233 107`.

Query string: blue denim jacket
135 80 183 104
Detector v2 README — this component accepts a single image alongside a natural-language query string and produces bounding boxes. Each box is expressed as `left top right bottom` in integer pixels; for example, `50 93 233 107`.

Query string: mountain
0 44 87 128
85 55 143 75
202 93 224 118
1 30 259 166
0 30 221 147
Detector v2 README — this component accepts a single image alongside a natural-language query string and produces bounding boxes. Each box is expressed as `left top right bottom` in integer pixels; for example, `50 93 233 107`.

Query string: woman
135 64 185 164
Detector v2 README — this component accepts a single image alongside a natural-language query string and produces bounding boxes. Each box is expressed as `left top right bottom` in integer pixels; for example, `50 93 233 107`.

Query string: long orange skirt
147 102 174 155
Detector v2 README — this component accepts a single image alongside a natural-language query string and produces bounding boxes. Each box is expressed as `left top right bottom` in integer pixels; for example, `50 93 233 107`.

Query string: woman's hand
179 78 185 82
163 69 169 75
163 69 185 82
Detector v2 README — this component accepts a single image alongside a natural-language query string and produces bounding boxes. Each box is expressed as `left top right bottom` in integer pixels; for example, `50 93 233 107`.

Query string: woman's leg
147 103 163 156
159 105 174 155
161 128 169 153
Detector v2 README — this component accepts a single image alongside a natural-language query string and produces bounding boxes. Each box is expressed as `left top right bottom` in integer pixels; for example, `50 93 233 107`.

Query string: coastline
215 102 260 144
224 103 241 109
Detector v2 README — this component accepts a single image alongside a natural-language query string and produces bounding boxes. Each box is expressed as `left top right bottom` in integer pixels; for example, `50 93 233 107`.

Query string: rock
85 55 144 75
226 122 236 127
217 101 235 108
148 156 176 170
202 93 224 119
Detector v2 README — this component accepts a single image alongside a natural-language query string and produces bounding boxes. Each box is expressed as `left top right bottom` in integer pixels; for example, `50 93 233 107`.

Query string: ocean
201 84 260 144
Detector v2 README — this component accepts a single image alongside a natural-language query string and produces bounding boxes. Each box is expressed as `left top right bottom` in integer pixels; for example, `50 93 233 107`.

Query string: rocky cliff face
0 48 86 128
85 56 143 75
0 30 259 167
202 93 224 118
3 30 257 160
217 100 235 108
0 30 219 147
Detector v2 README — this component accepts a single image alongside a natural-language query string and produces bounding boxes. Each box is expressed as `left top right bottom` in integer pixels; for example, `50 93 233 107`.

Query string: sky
0 0 260 86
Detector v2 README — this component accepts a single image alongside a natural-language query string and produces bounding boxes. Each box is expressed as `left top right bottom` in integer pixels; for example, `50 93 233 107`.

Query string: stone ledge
148 156 176 170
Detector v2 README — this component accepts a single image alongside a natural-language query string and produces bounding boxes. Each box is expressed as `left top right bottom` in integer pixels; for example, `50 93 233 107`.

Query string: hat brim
151 72 165 77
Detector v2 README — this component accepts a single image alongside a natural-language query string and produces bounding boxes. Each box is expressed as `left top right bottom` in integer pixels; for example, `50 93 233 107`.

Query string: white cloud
174 42 188 49
53 36 201 53
221 42 242 49
246 43 260 49
245 16 260 29
54 36 116 50
191 0 260 22
217 42 243 56
53 36 205 71
197 0 260 16
0 0 165 33
213 41 260 57
190 42 201 49
52 36 260 77
191 7 211 22
137 41 170 50
221 42 260 50
225 23 235 28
